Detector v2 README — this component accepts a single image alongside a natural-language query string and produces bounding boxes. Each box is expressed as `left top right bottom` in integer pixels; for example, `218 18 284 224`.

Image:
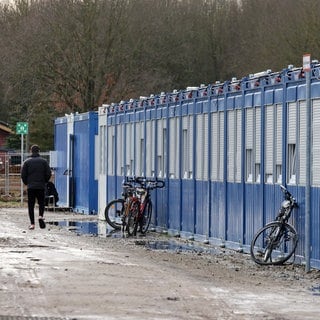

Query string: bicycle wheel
104 199 125 230
250 221 298 265
140 200 152 234
126 200 139 236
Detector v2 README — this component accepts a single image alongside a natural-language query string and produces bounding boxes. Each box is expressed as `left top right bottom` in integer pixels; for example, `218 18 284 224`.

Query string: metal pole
20 133 24 206
305 57 311 272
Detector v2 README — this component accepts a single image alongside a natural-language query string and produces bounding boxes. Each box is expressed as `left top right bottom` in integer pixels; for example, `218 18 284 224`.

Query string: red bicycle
124 177 165 236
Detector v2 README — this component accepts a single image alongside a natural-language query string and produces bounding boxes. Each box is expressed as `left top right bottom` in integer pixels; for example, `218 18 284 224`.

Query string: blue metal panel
311 82 320 98
218 97 224 110
153 181 168 230
181 180 195 235
167 179 181 231
265 90 274 105
244 184 263 245
287 86 297 102
195 100 203 113
297 84 306 100
245 93 253 107
263 184 278 225
195 180 210 238
73 112 98 214
54 119 68 207
254 92 261 106
209 181 225 239
226 183 243 243
227 96 234 109
211 98 218 112
235 95 242 108
203 98 210 113
274 88 283 103
311 187 320 263
181 102 188 116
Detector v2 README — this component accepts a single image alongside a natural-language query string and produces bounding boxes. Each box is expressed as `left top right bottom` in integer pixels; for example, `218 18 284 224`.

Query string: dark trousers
27 188 45 225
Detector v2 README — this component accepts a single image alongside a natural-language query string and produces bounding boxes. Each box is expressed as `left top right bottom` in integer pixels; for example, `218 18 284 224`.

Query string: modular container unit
95 62 320 270
54 111 98 214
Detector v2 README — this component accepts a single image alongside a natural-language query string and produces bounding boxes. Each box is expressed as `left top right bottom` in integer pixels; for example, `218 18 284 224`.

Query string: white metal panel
265 105 273 175
169 118 177 178
203 113 209 180
189 115 194 178
219 112 224 181
299 100 307 185
236 109 242 182
312 99 320 185
107 126 115 175
246 108 253 148
275 104 282 164
255 107 261 163
125 123 134 175
287 102 297 144
116 124 124 176
227 110 235 182
211 113 219 180
146 121 152 177
196 114 204 180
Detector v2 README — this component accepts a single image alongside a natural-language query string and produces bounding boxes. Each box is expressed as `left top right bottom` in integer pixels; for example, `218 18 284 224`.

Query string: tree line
0 0 320 150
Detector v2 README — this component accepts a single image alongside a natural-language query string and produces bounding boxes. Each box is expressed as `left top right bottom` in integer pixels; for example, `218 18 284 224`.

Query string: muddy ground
0 207 320 320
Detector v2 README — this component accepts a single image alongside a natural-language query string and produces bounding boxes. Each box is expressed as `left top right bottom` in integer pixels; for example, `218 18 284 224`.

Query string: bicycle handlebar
123 176 165 190
280 184 297 206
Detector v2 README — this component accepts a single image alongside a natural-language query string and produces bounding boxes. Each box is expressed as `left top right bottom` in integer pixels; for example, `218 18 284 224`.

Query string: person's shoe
29 224 35 230
38 217 46 229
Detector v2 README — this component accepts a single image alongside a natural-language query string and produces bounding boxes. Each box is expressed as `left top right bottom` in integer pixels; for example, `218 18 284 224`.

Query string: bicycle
104 177 137 230
250 184 299 265
125 177 165 236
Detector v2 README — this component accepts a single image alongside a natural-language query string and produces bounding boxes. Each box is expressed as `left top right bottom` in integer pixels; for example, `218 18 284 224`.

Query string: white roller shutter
219 112 224 181
246 108 253 149
312 99 320 185
227 110 235 182
255 107 261 164
236 109 242 182
299 101 307 185
211 113 219 180
146 120 153 177
288 102 297 144
203 113 209 180
265 105 274 175
275 104 282 164
189 115 194 178
116 124 124 175
169 118 177 178
107 126 115 175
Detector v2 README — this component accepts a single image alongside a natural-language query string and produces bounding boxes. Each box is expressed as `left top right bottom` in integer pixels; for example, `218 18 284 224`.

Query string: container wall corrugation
226 182 243 243
195 180 210 238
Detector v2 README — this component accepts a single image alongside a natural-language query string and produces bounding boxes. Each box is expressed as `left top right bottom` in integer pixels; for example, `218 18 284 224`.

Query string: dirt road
0 208 320 319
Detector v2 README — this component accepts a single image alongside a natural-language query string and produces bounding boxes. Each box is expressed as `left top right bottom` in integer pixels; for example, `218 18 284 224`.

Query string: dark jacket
21 153 51 189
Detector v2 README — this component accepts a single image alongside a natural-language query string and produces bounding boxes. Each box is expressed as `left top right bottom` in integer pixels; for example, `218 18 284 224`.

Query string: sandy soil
0 207 320 320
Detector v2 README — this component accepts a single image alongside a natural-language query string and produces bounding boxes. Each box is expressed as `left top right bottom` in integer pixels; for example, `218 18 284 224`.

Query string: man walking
21 144 51 230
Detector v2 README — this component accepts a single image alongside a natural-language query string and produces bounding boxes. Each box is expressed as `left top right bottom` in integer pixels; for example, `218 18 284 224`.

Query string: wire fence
0 152 50 200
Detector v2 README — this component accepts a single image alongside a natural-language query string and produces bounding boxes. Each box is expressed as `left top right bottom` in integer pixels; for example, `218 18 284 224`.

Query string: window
287 144 296 184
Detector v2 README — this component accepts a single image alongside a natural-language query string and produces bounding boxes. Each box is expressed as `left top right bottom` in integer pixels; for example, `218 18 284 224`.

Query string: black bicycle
250 185 298 265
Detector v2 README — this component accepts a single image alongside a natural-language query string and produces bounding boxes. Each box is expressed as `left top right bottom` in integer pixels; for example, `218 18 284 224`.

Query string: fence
0 152 50 198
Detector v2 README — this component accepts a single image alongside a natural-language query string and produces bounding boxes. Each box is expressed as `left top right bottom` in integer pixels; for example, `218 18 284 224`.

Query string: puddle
145 240 221 255
47 220 121 237
309 285 320 296
48 220 221 254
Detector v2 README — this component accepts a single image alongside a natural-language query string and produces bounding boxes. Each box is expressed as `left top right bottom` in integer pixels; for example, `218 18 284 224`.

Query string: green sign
16 122 29 135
